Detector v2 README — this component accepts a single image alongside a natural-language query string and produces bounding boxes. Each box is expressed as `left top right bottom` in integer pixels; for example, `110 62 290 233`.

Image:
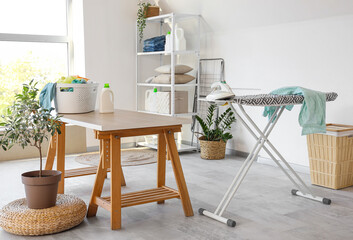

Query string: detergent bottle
175 26 186 51
99 83 114 113
164 31 171 52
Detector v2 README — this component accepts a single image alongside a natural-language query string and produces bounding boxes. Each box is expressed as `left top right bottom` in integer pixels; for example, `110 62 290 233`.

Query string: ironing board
199 92 338 227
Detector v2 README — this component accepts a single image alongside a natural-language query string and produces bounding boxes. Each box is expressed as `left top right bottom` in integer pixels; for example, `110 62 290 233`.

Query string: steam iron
206 81 235 101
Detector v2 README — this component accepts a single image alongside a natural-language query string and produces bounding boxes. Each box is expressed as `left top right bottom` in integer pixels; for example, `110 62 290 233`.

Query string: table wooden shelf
95 186 180 210
64 167 111 178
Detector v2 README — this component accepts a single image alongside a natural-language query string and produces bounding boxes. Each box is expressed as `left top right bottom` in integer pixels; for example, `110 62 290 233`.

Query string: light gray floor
1 152 353 240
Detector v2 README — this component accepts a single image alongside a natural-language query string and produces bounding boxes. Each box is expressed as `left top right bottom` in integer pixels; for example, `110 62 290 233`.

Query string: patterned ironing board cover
227 92 338 106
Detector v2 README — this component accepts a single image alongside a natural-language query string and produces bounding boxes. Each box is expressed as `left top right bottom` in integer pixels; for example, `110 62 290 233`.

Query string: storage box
144 6 160 18
56 83 99 114
145 90 188 114
307 124 353 189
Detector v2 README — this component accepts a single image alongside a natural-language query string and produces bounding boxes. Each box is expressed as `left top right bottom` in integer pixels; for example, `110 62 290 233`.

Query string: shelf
145 13 200 23
138 141 197 152
137 50 199 56
137 83 197 87
96 187 180 209
136 12 200 149
64 166 110 178
137 110 197 117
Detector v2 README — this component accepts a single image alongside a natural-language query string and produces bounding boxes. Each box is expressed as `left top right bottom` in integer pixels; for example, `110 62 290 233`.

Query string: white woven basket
56 83 99 114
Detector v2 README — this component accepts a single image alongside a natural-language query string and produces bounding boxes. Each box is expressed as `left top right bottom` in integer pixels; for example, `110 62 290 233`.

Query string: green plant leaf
137 2 151 42
195 105 236 142
0 80 62 172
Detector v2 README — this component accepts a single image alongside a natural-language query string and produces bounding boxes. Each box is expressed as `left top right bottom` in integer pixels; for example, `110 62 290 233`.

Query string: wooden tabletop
59 109 191 131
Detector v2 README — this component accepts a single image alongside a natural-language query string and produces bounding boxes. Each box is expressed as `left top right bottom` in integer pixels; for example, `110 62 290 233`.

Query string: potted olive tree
195 104 236 160
0 80 62 209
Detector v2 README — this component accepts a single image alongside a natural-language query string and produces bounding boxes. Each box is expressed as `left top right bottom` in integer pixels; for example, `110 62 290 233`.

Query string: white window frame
0 0 74 75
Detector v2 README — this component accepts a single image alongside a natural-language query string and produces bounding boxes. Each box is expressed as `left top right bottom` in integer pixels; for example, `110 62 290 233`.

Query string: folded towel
263 86 326 135
143 35 165 52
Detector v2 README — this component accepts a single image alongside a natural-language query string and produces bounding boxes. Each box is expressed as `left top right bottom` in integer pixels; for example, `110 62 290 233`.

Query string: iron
206 81 235 101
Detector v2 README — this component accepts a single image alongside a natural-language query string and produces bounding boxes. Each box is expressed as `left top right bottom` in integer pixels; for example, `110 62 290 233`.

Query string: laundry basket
56 83 99 114
307 124 353 189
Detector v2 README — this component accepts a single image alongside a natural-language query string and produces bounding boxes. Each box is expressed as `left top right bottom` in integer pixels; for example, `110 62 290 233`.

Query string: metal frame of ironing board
199 101 332 227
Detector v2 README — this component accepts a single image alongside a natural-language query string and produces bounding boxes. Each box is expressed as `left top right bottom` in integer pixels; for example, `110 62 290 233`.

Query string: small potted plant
137 1 160 42
195 104 236 160
0 80 62 209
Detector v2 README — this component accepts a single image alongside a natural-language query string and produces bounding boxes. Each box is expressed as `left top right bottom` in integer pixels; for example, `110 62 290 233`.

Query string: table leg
101 137 126 186
167 149 171 161
157 133 166 204
120 167 126 186
45 132 57 170
164 130 194 217
57 123 66 194
110 135 122 230
87 139 108 217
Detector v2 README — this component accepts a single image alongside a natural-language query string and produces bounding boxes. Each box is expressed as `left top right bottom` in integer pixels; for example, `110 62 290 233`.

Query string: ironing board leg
199 104 332 227
199 107 283 227
236 105 331 205
217 107 283 217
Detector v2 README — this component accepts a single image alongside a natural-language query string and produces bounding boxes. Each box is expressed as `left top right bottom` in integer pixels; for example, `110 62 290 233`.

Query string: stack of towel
143 35 165 52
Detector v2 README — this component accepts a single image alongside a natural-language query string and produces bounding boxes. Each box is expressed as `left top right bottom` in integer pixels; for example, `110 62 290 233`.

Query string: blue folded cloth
39 83 57 110
143 35 165 52
263 86 327 135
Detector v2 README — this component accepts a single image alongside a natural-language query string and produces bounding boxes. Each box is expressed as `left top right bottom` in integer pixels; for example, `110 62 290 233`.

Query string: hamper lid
325 124 353 137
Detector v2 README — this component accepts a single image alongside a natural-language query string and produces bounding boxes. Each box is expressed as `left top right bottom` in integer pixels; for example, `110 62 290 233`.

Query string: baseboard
257 156 310 174
225 148 249 158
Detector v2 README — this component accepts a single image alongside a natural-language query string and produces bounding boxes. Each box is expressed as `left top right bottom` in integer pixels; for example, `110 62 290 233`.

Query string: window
0 0 73 114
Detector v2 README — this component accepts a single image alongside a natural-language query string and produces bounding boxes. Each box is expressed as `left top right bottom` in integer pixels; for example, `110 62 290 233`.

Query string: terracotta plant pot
144 6 160 18
199 136 227 160
21 170 62 209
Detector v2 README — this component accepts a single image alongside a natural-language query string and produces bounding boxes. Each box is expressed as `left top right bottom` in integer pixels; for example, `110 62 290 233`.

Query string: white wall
83 0 137 147
157 0 353 166
83 0 353 166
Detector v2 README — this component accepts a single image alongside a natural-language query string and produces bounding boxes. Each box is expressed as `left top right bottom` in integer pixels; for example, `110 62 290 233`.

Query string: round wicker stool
0 194 86 236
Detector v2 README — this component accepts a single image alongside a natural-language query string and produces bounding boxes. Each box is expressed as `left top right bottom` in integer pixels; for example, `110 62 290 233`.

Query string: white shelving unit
136 13 201 151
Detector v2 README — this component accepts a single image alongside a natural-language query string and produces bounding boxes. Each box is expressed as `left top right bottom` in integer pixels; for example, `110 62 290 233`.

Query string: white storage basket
56 83 99 114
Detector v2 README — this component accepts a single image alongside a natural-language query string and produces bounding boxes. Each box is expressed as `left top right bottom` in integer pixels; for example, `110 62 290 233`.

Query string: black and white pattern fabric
230 92 338 106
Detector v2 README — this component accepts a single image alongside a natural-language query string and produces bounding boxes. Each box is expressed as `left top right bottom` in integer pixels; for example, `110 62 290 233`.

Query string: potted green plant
137 1 160 42
0 80 62 209
195 104 236 160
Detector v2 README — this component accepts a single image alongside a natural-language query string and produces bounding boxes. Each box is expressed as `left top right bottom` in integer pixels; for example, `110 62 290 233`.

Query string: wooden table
44 109 194 230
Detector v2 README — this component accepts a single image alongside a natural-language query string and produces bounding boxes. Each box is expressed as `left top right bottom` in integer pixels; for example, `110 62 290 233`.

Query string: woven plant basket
199 136 227 160
145 6 160 18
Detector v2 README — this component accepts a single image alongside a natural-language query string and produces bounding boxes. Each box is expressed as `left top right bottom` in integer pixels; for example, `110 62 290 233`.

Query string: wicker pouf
0 194 86 236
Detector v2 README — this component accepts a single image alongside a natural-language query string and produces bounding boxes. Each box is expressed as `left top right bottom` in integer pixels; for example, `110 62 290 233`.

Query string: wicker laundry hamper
307 124 353 189
199 136 227 160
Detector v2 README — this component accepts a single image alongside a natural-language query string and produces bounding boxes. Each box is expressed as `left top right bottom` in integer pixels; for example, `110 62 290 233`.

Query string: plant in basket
137 1 160 42
195 104 236 160
0 80 62 209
